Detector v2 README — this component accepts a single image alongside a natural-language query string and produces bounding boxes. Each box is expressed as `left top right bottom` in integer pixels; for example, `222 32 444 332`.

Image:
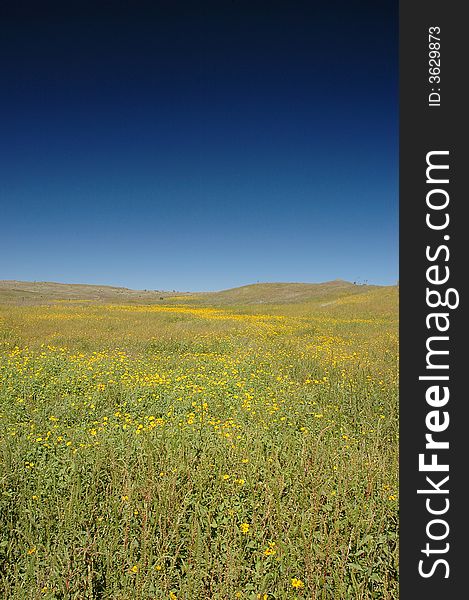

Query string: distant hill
0 280 183 305
197 280 384 305
0 279 391 307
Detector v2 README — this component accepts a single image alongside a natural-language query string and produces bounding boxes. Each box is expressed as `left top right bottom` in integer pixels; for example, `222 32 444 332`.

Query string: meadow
0 281 399 599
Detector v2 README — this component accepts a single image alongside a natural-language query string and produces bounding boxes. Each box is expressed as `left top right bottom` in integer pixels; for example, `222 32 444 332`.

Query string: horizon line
0 277 398 295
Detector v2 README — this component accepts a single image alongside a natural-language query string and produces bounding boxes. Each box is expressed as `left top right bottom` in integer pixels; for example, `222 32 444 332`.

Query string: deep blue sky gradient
0 1 398 291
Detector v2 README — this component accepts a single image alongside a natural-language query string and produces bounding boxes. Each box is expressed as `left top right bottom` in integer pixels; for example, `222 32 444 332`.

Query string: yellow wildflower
240 522 250 534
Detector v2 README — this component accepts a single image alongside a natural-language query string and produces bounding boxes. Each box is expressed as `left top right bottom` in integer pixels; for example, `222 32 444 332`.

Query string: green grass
0 282 398 599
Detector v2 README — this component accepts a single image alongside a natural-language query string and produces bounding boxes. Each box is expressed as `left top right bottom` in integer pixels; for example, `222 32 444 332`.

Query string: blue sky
0 1 397 291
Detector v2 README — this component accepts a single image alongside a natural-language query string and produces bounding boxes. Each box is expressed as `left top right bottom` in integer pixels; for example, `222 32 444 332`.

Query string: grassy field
0 281 398 599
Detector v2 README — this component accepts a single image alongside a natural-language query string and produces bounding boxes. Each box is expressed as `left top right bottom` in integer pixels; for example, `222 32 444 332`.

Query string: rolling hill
0 279 397 314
